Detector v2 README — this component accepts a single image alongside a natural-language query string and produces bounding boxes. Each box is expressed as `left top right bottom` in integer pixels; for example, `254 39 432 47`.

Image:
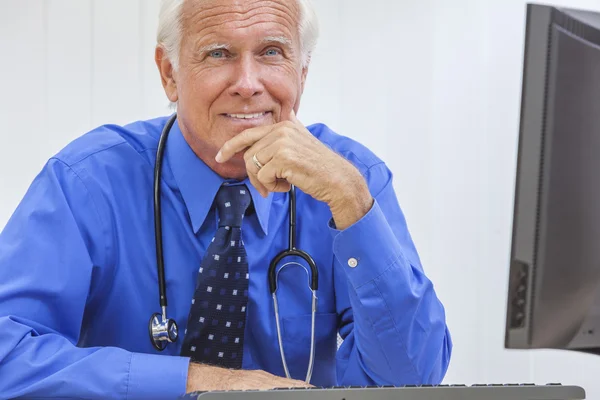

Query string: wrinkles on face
183 0 300 47
174 0 305 180
180 0 302 89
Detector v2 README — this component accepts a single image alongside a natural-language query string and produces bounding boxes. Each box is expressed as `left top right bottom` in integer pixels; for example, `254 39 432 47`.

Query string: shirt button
348 258 358 268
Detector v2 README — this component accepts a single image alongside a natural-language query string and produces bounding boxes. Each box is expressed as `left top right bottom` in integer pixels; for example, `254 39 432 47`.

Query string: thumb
289 108 300 124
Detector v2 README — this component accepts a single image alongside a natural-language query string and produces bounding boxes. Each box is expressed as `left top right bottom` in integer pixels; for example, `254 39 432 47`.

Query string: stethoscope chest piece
149 309 179 351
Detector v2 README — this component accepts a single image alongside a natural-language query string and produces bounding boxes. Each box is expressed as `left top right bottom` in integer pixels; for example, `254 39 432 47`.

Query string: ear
300 65 309 94
155 46 179 103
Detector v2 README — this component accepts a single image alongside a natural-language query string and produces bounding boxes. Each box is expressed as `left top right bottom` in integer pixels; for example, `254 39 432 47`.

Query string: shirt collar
165 117 273 235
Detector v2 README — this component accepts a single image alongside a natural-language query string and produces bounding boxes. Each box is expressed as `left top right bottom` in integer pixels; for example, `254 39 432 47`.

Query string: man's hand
215 111 374 230
186 363 312 393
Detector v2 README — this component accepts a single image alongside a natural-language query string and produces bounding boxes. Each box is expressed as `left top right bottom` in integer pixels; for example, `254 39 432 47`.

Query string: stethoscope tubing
272 261 318 383
154 114 177 311
150 113 318 383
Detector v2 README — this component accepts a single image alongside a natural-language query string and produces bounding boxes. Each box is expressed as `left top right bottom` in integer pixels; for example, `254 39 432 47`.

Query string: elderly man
0 0 451 398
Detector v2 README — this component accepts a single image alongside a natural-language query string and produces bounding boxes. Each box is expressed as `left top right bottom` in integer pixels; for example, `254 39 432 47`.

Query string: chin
216 155 248 181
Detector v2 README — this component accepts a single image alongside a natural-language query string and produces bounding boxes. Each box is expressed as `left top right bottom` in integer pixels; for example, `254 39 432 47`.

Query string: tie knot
215 184 252 227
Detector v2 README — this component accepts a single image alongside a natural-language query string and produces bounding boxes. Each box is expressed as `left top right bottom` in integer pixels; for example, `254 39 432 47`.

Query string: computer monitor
506 3 600 354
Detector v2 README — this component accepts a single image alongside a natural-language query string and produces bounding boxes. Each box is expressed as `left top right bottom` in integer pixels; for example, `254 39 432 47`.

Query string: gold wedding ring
252 153 264 170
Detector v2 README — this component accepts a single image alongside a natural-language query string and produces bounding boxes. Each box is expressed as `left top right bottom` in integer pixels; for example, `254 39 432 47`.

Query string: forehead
182 0 301 41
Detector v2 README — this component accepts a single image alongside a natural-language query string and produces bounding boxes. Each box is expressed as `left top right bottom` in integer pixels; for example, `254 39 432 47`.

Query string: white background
1 0 600 397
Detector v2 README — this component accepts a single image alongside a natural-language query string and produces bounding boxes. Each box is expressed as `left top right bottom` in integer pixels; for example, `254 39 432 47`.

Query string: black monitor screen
506 3 600 354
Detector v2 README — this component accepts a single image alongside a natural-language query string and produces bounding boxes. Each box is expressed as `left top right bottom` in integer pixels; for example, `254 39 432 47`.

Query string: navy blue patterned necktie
180 184 252 368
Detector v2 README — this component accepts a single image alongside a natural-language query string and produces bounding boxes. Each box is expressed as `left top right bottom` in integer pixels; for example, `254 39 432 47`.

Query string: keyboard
180 383 586 400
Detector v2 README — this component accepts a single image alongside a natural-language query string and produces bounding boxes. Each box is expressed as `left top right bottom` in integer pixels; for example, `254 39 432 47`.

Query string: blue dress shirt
0 116 452 399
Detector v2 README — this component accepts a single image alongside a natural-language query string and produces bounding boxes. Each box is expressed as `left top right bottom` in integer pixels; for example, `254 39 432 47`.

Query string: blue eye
265 48 280 56
210 50 225 58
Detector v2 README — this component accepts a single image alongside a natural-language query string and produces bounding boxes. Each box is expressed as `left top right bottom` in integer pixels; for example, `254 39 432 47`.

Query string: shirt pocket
280 313 339 381
282 312 338 343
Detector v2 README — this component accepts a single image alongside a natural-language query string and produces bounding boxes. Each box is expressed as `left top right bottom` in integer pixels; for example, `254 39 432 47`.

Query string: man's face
173 0 307 179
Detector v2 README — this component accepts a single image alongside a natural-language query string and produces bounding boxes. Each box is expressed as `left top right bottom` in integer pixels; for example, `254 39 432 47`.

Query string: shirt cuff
127 352 190 400
329 199 405 289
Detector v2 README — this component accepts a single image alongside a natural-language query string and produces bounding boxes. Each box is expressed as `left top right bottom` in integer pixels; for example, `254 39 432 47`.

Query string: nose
228 55 265 99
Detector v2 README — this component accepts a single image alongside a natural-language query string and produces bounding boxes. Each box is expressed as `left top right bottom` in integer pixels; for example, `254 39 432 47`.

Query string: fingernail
215 151 223 163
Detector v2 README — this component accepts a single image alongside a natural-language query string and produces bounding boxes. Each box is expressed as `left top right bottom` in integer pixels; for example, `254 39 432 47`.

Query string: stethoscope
148 113 319 383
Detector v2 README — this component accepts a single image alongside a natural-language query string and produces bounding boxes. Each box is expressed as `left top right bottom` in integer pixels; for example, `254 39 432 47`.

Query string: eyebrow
197 36 292 54
198 43 231 54
261 36 292 47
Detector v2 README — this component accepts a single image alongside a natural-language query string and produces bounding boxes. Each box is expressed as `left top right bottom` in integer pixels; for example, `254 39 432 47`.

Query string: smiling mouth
223 111 272 120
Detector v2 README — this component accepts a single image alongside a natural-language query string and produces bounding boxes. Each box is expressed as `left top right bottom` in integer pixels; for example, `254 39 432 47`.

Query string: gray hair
157 0 319 71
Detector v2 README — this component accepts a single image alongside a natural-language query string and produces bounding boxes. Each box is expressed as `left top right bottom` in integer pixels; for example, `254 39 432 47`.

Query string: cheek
181 66 229 108
176 68 235 148
264 66 302 104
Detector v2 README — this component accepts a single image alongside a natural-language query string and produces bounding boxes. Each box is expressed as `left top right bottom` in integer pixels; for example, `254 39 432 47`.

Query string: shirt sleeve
0 158 190 399
329 162 452 386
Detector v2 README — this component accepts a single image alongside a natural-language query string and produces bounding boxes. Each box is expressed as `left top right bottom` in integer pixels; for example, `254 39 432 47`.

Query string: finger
247 130 299 192
288 108 300 124
244 147 271 179
216 124 276 163
245 133 299 188
248 172 271 198
244 154 271 197
256 159 292 194
242 132 284 176
245 150 267 178
285 109 313 142
242 129 284 172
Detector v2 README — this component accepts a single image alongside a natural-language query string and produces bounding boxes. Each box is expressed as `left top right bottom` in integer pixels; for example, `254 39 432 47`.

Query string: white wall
2 0 600 397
